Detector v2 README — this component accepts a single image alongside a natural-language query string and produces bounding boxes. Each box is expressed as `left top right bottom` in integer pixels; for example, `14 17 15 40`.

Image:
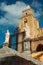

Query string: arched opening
26 12 28 15
36 44 43 52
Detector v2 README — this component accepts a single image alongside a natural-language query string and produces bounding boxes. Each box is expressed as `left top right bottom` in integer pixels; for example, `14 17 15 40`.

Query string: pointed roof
26 6 30 10
22 5 31 12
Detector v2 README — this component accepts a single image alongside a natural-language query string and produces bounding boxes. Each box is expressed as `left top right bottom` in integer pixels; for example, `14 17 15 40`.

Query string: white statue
24 22 30 38
23 21 31 53
4 30 10 44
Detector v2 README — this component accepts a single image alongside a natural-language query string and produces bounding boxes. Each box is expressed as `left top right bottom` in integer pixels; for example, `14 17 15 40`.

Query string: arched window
36 44 43 52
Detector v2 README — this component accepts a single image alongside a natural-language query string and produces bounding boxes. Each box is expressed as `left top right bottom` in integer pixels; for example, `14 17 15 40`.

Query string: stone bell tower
17 6 39 53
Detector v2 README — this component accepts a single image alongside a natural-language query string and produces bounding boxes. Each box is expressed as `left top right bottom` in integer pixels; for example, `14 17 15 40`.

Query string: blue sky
0 0 43 48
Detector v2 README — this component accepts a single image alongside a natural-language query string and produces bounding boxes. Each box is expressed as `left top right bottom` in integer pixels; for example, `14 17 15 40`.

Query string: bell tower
19 6 39 38
17 6 39 53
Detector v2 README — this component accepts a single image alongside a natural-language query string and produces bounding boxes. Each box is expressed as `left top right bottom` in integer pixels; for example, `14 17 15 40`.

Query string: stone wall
17 32 24 52
31 39 43 52
37 28 43 37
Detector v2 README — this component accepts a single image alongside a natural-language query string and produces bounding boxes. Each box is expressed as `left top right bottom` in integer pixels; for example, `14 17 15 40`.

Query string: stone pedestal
3 42 9 47
23 38 31 54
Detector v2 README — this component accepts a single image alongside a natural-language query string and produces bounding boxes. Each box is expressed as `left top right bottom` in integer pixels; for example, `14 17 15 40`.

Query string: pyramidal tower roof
26 5 30 10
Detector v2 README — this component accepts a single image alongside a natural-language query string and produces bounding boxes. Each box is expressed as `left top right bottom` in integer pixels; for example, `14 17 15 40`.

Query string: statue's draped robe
23 23 30 53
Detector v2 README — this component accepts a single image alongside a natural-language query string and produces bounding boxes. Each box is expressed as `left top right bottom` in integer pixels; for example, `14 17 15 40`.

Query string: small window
26 12 27 15
24 18 27 23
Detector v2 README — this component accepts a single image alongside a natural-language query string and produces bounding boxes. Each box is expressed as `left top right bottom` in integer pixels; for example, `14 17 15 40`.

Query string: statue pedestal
23 38 31 54
3 42 9 47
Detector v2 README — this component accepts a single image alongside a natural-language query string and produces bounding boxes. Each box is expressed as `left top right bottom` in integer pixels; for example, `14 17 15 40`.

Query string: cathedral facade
17 6 43 53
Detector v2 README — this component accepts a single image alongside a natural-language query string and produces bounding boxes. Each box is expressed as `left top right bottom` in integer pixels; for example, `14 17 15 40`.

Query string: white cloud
34 11 41 18
34 9 43 18
2 1 27 16
0 2 6 10
31 0 43 18
31 0 42 9
0 17 7 24
0 1 43 26
0 13 19 26
0 1 27 26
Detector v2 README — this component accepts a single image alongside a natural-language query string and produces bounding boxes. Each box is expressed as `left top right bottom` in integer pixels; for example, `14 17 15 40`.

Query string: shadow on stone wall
0 56 36 65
